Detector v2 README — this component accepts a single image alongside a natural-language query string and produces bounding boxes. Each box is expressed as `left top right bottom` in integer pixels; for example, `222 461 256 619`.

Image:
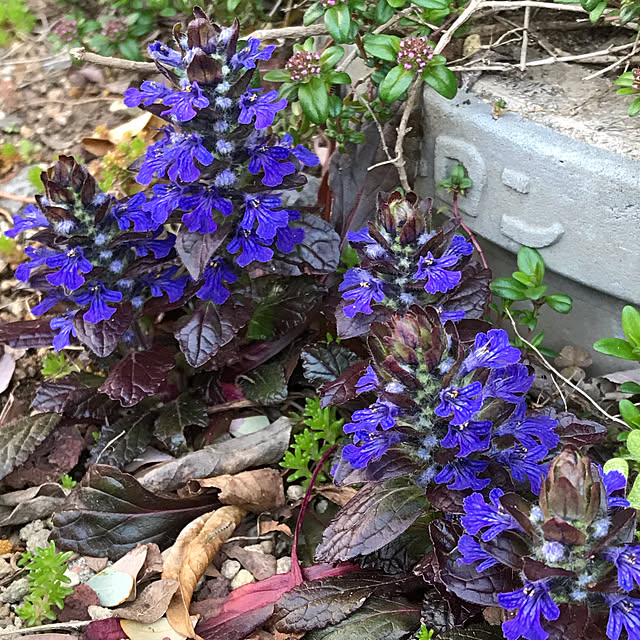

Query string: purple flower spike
604 546 640 592
241 194 290 241
247 143 296 187
180 187 233 234
342 430 403 469
414 251 461 294
50 310 78 351
161 82 209 122
484 364 534 405
492 403 559 450
356 365 379 394
123 80 172 108
606 594 640 640
435 381 483 425
196 257 238 304
238 89 287 129
46 247 93 291
112 192 157 231
457 534 498 572
339 268 385 317
144 184 187 226
462 489 521 541
144 266 189 303
498 580 560 640
166 133 215 183
231 38 275 70
493 445 549 494
343 400 400 436
6 204 50 238
441 419 492 457
435 458 490 491
227 227 273 267
74 282 123 324
460 328 521 376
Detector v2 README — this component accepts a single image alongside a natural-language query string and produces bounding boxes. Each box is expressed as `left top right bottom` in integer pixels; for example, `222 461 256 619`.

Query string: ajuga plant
336 191 491 338
449 447 639 640
1 8 340 411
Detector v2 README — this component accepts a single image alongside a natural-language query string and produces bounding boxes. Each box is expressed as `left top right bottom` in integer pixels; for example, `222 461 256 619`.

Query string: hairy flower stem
452 192 488 269
290 444 339 585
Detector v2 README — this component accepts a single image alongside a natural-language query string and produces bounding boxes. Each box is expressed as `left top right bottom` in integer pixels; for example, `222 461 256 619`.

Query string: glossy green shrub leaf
327 70 351 84
545 294 573 314
321 45 345 69
627 474 640 510
374 0 394 23
580 0 601 10
304 2 325 25
325 4 352 43
411 0 449 7
329 94 343 117
363 34 400 62
593 337 636 360
118 39 141 61
621 381 640 395
512 271 533 286
620 2 640 23
620 399 640 430
517 246 545 278
490 277 529 301
589 0 607 21
629 96 640 116
603 457 629 478
423 64 457 99
379 65 414 103
622 306 640 347
617 87 639 95
615 71 635 87
299 77 329 124
526 285 547 300
530 331 544 347
263 69 291 83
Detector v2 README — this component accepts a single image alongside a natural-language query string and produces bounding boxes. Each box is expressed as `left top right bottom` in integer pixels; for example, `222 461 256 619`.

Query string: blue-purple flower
45 247 93 290
124 80 172 107
241 193 290 241
238 89 287 129
343 400 400 436
148 41 183 67
281 133 319 166
414 251 461 294
356 365 379 394
459 329 521 376
160 82 209 122
339 268 385 317
144 183 186 226
604 546 640 592
342 430 403 469
180 187 233 234
6 204 50 237
457 534 498 572
498 580 560 640
492 403 559 450
444 234 474 258
112 192 157 231
346 227 387 260
196 257 238 304
16 247 55 282
484 364 534 404
227 227 273 267
131 232 176 259
275 222 305 254
606 594 640 640
492 445 548 494
74 282 123 323
462 489 521 541
602 468 630 509
144 266 189 303
247 142 296 187
50 311 78 351
231 38 275 70
435 458 490 491
441 419 492 457
435 382 483 425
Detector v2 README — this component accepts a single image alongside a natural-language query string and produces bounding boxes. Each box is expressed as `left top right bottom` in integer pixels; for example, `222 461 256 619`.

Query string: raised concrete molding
418 87 640 307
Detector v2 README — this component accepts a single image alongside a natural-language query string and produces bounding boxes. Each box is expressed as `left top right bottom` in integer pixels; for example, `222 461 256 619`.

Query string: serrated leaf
154 393 208 455
74 303 133 358
90 411 155 468
442 264 491 318
175 225 230 281
99 347 175 407
305 596 420 640
248 276 325 341
33 373 107 415
175 300 251 368
239 360 288 406
274 573 412 633
0 413 61 481
302 343 359 386
315 478 428 562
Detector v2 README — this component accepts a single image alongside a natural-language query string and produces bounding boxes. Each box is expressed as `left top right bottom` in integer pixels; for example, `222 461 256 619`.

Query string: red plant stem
452 192 488 270
290 444 339 586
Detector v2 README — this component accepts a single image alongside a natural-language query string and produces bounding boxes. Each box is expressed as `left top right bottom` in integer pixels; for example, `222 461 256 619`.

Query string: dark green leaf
621 382 640 395
239 360 288 406
324 3 353 43
363 34 400 62
74 302 132 358
545 294 573 314
52 465 218 559
620 2 640 23
589 1 607 21
329 94 343 117
517 246 545 278
620 399 640 430
175 300 251 368
0 414 61 482
301 342 359 385
321 45 345 69
89 411 155 468
379 65 414 103
526 285 548 300
629 96 640 116
304 1 325 25
154 393 209 455
118 39 141 61
99 347 175 407
622 306 640 347
411 0 449 7
315 478 428 562
299 76 330 124
423 64 457 99
327 71 351 84
263 69 292 83
374 0 394 24
490 276 529 301
580 0 600 10
305 597 420 640
247 276 325 341
593 337 636 361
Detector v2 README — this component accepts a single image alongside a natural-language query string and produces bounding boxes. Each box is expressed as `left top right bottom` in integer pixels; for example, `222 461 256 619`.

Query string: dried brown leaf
114 579 180 623
259 519 293 537
316 485 358 507
162 506 246 639
197 468 285 513
224 544 277 580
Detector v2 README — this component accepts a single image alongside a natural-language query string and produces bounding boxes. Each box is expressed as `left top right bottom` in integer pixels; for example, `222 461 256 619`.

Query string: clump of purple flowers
338 191 489 334
336 305 558 495
456 447 639 640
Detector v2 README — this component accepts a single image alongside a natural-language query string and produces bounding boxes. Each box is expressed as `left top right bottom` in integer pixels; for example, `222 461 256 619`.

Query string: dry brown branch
520 6 531 71
0 191 36 204
393 80 421 192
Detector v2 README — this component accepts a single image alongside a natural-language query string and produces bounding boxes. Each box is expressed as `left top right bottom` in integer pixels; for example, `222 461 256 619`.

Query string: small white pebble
315 499 329 514
260 540 274 554
230 569 255 590
220 559 241 580
276 557 292 574
63 569 81 587
243 544 265 554
87 605 115 620
286 485 305 501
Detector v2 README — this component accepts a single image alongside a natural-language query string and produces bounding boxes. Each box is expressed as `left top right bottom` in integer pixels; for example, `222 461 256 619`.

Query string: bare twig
583 30 640 80
357 94 393 163
206 398 256 414
393 80 421 192
505 309 628 427
0 192 36 204
0 620 90 636
95 428 126 463
520 6 531 71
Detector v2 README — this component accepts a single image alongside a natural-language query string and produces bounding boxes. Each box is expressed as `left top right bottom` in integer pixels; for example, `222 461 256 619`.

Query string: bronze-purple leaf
319 360 369 408
99 347 175 407
176 224 231 280
74 302 133 357
0 319 55 349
